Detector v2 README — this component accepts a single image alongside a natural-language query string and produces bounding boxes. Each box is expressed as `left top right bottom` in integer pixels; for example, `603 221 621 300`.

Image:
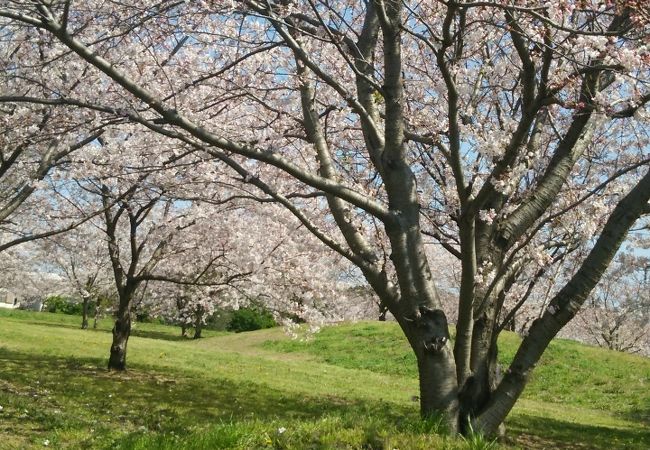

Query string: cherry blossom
0 0 648 435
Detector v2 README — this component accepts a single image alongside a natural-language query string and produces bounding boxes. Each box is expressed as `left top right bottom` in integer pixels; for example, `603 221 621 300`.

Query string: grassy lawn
0 309 648 449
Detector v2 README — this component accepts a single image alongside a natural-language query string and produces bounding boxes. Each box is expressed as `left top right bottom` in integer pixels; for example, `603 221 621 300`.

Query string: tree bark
93 300 101 329
416 347 459 428
108 295 132 371
468 315 500 408
81 296 90 330
192 306 204 339
475 168 650 434
193 320 202 339
454 215 476 386
398 311 459 432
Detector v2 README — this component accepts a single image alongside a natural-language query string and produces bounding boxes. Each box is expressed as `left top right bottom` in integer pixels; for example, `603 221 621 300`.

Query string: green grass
0 308 225 341
0 310 648 449
263 322 650 422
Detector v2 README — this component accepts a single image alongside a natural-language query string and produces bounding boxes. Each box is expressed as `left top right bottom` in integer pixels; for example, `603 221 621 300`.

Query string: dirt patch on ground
193 329 316 363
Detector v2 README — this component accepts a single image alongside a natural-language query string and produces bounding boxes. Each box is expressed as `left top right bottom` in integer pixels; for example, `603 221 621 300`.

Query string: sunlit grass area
0 309 648 449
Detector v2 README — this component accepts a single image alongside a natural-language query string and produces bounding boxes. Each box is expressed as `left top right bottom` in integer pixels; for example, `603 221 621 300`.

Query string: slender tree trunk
470 311 500 399
108 295 132 371
93 301 100 329
193 308 204 339
177 296 189 336
454 216 476 386
193 322 202 339
81 296 90 330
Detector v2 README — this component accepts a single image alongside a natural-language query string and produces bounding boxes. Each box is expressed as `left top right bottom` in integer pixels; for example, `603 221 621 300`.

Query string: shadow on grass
508 414 650 450
1 347 648 450
21 319 98 331
129 329 189 342
620 403 650 426
20 319 196 342
20 320 121 339
0 347 412 448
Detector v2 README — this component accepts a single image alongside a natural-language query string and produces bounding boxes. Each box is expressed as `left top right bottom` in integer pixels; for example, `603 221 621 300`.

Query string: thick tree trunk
108 300 132 371
460 293 506 435
416 349 459 429
81 297 90 330
458 239 509 429
382 216 461 431
398 313 459 432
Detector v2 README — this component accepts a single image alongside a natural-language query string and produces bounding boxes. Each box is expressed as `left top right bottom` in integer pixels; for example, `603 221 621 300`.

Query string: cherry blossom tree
0 242 67 308
0 39 117 315
88 175 228 369
1 0 649 435
565 253 650 354
0 106 103 251
38 224 113 329
0 42 106 252
147 284 222 339
95 181 198 369
145 200 368 338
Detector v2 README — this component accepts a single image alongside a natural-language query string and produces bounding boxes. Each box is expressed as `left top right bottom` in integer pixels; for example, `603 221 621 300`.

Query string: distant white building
0 270 65 311
0 289 20 309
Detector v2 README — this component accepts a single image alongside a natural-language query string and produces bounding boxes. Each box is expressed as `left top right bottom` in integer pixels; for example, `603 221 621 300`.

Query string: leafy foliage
43 295 89 316
226 307 277 333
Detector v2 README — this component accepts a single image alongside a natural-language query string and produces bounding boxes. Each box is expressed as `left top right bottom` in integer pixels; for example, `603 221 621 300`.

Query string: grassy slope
0 310 648 449
265 323 650 448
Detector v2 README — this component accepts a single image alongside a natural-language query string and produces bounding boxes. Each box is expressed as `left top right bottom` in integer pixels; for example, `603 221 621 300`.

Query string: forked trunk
108 303 131 371
474 169 650 435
